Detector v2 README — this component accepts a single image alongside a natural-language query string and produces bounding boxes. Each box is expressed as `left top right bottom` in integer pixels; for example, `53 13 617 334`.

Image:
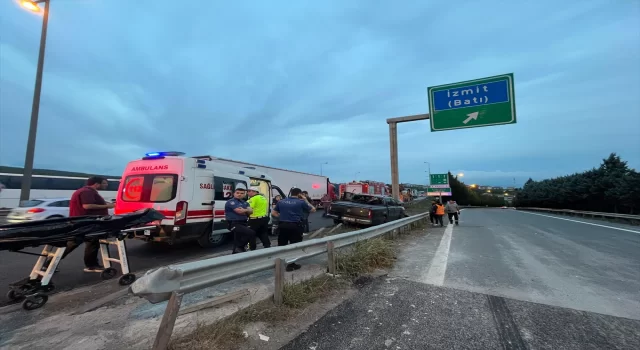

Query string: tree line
514 153 640 214
446 172 506 207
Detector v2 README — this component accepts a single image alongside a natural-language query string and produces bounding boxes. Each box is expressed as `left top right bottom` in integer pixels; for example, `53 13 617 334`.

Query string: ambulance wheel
118 273 136 286
101 268 118 280
22 294 48 311
197 230 226 248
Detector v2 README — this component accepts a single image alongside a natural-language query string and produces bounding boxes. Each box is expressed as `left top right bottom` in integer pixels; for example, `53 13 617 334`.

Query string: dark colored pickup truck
327 194 406 226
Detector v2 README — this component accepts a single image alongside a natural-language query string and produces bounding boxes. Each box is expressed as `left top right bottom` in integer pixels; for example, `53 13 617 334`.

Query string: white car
6 198 115 224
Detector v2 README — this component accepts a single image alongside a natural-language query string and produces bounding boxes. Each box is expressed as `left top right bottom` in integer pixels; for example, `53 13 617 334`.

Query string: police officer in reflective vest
247 186 271 250
271 187 315 271
224 184 256 254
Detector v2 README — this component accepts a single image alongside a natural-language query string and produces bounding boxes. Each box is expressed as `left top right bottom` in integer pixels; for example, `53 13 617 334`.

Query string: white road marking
422 223 454 286
516 210 640 234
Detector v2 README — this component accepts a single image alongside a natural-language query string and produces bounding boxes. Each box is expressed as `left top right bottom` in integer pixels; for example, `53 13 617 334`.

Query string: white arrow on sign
463 112 479 125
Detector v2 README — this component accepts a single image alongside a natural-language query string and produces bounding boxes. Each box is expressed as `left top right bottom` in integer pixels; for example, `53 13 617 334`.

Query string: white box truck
206 157 330 205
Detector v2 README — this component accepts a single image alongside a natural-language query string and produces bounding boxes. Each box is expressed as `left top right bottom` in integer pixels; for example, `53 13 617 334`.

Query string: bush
514 153 640 214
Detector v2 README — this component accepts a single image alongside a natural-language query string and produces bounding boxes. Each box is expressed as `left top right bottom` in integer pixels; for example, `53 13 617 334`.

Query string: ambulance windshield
122 174 178 203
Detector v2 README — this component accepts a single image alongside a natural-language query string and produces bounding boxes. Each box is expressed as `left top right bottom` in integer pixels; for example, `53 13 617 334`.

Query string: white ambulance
115 152 287 247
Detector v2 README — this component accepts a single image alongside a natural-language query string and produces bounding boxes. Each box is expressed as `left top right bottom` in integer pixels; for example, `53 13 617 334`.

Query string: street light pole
19 0 51 203
424 161 431 181
320 162 328 176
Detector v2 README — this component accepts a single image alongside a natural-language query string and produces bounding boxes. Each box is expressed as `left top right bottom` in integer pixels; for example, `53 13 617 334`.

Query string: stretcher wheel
7 289 22 301
22 294 48 311
101 268 118 280
118 273 136 286
42 283 55 293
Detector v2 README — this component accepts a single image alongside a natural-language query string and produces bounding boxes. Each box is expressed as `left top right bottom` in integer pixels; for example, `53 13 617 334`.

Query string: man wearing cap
224 184 256 254
247 186 271 250
272 187 315 271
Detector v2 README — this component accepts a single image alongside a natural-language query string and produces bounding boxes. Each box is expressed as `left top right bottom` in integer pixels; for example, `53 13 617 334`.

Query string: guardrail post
274 258 285 306
327 241 336 275
152 291 183 350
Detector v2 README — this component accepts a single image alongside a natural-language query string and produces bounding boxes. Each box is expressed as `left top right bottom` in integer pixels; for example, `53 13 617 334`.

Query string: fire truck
338 181 388 199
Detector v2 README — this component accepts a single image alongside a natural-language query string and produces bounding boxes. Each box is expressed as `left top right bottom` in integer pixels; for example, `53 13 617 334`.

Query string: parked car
327 194 406 226
6 197 115 224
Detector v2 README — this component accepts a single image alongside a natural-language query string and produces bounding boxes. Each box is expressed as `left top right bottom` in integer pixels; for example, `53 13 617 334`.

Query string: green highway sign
428 73 516 132
429 173 449 187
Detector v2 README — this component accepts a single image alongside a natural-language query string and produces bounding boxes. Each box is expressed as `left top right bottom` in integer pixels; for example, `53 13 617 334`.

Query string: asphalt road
0 211 334 304
283 208 640 349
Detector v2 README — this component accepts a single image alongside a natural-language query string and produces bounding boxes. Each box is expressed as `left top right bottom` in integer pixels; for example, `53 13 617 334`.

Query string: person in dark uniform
224 184 256 254
272 187 315 271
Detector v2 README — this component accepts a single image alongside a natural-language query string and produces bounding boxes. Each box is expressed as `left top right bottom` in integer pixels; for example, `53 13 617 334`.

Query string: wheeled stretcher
0 209 165 311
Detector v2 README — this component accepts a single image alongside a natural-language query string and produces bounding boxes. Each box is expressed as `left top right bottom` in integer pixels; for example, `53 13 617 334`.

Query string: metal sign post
387 113 430 201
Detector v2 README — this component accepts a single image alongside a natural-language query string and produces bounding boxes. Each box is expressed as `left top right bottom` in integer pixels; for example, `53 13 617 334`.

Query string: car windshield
19 200 45 207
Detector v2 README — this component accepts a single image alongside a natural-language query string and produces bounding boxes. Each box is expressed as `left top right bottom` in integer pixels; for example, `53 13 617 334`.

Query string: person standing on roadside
272 188 315 271
301 190 314 233
271 195 282 236
429 200 437 226
434 200 445 227
320 193 331 217
272 195 282 207
445 199 460 225
61 176 114 272
247 186 271 250
224 184 256 254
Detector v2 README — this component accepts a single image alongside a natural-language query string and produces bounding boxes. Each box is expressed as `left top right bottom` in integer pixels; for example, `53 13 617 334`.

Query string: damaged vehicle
326 194 406 226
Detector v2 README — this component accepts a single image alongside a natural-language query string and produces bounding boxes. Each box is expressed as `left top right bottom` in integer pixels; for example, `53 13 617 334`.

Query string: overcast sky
1 0 639 187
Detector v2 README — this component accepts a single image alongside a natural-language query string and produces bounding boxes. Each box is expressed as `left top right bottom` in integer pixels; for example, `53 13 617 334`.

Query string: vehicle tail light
175 201 188 225
368 209 372 219
27 208 46 214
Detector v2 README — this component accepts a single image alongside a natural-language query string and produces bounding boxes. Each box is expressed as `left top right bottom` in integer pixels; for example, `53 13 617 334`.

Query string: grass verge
335 237 396 277
169 276 350 350
170 223 424 350
405 199 432 216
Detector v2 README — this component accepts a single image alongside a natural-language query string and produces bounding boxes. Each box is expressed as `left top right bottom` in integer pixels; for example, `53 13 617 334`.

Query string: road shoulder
281 278 640 350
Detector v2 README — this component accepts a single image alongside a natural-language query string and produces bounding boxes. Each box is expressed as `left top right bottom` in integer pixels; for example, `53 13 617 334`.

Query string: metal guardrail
517 207 640 221
131 212 429 303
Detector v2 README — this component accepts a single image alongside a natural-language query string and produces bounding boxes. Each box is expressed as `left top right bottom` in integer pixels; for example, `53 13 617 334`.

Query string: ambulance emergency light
144 151 186 158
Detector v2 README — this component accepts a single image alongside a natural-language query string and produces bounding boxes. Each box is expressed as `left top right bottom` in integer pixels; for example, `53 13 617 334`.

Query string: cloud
1 0 639 188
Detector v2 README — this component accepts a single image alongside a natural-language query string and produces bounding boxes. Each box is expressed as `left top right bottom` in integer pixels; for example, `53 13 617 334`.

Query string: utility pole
320 162 328 176
387 113 430 201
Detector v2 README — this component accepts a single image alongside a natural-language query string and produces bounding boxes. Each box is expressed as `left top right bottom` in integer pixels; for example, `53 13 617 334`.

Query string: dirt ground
236 286 359 350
